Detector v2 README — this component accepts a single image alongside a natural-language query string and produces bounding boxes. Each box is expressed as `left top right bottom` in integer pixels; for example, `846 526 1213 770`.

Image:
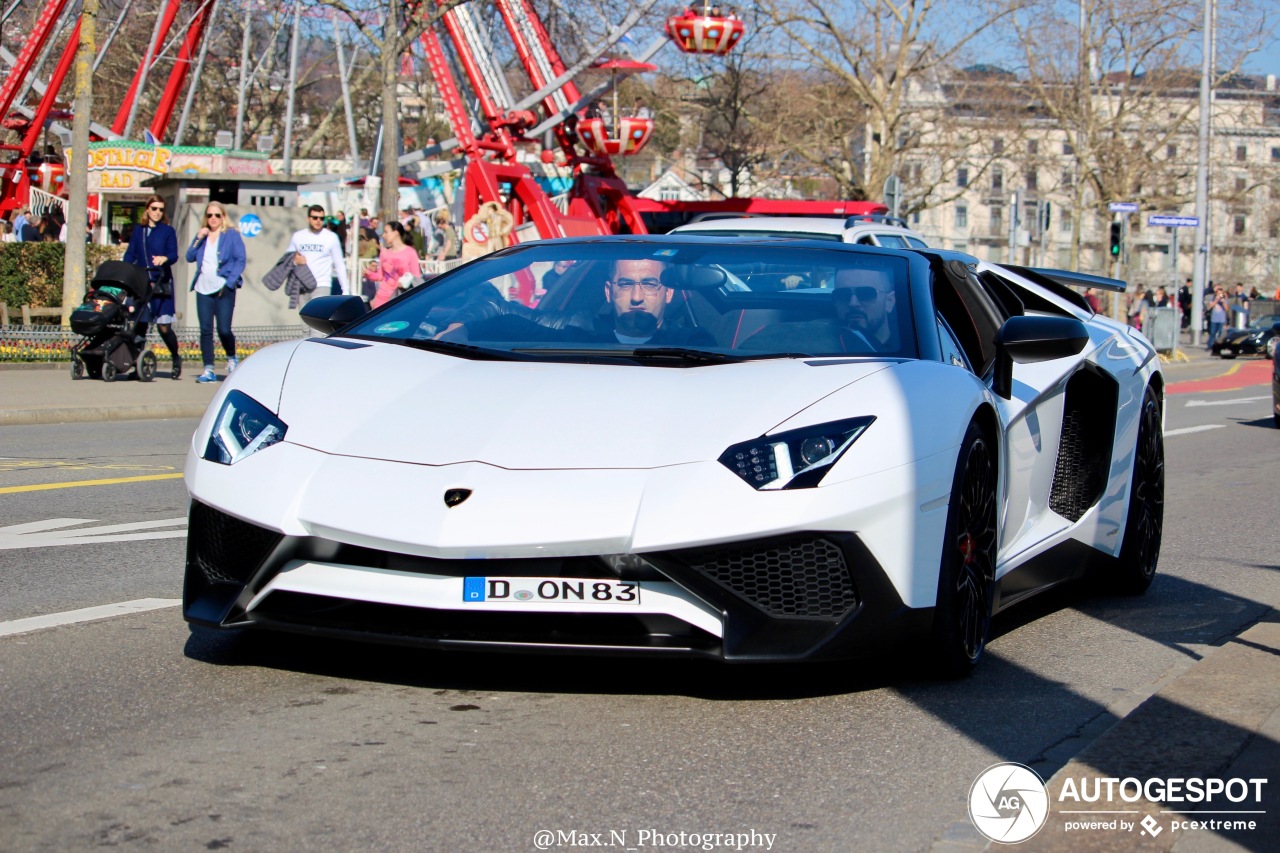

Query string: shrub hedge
0 243 125 311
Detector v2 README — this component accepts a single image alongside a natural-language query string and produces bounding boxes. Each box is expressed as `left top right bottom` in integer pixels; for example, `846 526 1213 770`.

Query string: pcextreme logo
968 762 1051 844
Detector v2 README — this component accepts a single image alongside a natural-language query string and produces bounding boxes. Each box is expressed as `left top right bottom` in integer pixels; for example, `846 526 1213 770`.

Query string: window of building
993 138 1004 154
1273 147 1280 162
1062 169 1073 188
1236 145 1247 162
1270 219 1279 239
1060 210 1072 233
956 205 968 228
992 168 1004 192
1028 140 1038 156
1235 177 1247 192
1167 144 1177 159
1063 142 1074 155
1233 215 1246 235
1026 170 1038 191
990 206 1003 235
957 167 969 187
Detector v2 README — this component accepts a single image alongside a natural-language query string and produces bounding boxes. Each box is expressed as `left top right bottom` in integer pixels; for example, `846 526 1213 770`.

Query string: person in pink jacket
366 221 422 308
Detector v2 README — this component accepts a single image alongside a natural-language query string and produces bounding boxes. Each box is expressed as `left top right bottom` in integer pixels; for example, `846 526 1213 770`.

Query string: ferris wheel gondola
577 58 658 157
665 4 745 55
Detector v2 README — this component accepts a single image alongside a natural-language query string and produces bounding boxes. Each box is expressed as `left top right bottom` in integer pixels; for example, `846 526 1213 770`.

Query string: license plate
462 577 640 605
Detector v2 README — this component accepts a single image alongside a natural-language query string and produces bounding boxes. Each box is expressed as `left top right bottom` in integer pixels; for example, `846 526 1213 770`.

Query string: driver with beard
439 258 714 346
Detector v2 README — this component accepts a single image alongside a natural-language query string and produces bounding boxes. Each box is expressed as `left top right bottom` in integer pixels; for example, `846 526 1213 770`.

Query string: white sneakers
226 357 239 374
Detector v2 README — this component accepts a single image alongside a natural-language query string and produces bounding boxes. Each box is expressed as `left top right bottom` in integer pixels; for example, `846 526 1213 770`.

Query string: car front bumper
183 499 932 662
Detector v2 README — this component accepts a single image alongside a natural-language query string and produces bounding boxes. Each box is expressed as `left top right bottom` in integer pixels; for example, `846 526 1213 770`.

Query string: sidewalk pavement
0 359 225 426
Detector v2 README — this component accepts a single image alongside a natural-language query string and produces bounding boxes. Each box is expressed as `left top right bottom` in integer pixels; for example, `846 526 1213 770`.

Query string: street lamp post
1190 0 1214 347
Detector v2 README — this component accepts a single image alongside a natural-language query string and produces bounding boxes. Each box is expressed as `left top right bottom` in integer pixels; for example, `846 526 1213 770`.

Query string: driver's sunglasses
834 286 888 303
613 278 663 293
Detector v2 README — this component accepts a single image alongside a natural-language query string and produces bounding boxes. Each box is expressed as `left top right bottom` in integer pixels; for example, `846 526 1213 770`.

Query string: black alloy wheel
1113 386 1164 593
930 421 998 677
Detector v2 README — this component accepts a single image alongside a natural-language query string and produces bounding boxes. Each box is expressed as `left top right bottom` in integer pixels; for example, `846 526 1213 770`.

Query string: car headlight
203 390 288 465
718 416 875 490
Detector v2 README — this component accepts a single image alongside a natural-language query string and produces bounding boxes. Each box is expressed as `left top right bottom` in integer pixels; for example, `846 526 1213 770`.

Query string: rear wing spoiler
1005 266 1127 293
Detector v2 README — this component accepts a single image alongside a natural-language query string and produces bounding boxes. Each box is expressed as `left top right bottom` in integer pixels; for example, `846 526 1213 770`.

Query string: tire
102 361 117 382
1266 338 1277 360
136 349 156 382
929 421 998 678
1111 387 1164 594
70 357 85 380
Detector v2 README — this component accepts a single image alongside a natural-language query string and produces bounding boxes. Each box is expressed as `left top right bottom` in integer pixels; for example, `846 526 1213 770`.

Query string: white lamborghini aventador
184 236 1164 676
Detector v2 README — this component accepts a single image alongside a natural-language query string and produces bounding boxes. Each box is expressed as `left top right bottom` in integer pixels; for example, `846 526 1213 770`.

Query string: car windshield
342 241 918 363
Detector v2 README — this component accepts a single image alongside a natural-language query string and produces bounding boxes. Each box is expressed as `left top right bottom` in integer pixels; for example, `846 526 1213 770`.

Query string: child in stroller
69 260 157 381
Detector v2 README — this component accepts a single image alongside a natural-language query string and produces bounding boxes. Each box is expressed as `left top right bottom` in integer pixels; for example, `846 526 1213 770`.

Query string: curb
1022 612 1280 852
0 403 210 426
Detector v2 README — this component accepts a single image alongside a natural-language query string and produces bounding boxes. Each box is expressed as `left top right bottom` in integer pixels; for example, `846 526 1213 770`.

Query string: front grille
188 501 283 586
671 536 857 619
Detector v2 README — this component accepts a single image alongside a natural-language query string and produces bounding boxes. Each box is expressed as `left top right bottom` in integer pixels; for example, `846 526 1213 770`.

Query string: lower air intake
673 536 857 619
187 501 283 586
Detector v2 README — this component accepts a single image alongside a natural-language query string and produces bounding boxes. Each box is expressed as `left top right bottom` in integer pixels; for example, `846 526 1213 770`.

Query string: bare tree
760 0 1029 204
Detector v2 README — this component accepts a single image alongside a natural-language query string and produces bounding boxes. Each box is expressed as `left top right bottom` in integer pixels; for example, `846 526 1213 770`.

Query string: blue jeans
196 287 237 368
1207 320 1224 349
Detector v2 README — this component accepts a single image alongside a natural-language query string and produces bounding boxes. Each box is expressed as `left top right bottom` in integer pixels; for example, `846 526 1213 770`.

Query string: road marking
0 517 187 550
0 459 177 473
0 598 181 638
0 473 184 494
1164 425 1226 437
1184 395 1270 407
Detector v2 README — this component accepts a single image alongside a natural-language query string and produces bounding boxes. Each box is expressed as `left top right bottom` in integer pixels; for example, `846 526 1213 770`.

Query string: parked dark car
1213 313 1280 359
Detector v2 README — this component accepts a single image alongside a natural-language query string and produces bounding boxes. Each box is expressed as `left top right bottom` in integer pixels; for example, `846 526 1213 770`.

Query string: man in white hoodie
288 205 349 296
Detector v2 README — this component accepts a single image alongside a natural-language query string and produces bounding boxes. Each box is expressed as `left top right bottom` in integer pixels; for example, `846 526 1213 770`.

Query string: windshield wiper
394 337 520 361
509 346 745 364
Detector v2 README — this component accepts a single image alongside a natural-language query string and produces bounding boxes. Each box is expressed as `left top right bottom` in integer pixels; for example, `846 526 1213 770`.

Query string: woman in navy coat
123 195 182 377
185 201 247 383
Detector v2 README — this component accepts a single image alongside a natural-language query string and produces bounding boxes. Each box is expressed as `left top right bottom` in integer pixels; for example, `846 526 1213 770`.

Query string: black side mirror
992 315 1089 399
299 295 368 335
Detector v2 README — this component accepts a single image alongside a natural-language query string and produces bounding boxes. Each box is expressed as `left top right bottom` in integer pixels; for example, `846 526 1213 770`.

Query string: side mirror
992 315 1089 399
299 295 368 335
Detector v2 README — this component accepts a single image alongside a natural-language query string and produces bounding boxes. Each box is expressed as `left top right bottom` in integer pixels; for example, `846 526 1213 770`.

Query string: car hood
276 339 890 468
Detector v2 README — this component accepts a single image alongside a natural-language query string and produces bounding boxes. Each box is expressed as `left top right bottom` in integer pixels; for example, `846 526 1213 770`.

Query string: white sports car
184 237 1164 675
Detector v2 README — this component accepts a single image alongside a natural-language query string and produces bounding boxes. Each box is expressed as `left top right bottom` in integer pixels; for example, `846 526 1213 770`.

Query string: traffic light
1109 222 1122 258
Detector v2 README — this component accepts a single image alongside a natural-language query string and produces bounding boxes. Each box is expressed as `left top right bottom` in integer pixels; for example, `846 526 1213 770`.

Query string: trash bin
1145 306 1178 352
1231 309 1249 329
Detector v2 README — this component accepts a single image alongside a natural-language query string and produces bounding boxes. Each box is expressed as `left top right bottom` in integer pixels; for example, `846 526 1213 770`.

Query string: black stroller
69 260 157 382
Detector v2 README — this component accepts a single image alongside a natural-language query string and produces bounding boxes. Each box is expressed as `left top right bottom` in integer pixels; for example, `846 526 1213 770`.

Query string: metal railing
0 324 310 362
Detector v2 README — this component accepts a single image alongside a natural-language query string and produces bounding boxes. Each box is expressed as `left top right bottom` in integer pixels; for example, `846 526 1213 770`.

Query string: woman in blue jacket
185 201 247 383
123 195 182 377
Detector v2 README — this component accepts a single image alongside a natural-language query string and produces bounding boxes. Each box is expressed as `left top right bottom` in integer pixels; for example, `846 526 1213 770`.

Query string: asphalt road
0 379 1276 852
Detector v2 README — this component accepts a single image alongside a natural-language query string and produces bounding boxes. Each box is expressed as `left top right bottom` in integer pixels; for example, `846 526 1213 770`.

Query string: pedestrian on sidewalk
186 202 245 383
366 221 421 309
1206 286 1229 350
124 195 183 378
288 205 349 297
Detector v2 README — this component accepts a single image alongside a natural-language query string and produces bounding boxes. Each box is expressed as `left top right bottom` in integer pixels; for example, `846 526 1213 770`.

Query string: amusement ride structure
0 0 887 237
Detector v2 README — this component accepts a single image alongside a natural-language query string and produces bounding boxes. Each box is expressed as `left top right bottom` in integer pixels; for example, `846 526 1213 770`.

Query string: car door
933 261 1071 568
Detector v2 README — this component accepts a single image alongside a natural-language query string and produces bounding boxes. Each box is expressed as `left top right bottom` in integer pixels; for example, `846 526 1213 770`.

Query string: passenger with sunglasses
124 195 182 377
831 267 899 351
288 204 349 298
186 202 246 383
